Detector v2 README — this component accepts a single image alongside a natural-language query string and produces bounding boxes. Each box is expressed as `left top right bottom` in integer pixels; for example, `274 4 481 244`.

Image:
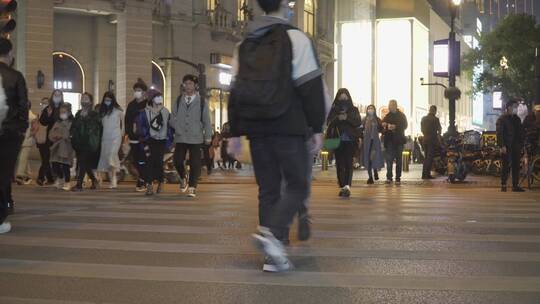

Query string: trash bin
402 151 410 172
321 151 329 171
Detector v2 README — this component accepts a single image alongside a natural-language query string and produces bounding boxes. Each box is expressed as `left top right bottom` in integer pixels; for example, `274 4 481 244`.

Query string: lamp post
446 0 462 136
158 57 207 105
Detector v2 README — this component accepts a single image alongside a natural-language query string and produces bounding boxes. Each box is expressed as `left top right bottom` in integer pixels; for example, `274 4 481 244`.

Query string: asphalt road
1 183 540 304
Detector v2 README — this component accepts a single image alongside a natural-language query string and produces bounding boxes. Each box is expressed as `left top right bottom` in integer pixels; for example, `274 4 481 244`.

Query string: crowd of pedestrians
0 0 538 276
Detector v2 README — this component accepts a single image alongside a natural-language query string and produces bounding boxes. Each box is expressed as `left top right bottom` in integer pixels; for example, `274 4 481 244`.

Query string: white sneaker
55 178 65 190
62 183 72 191
180 178 189 193
0 222 12 234
187 187 197 198
252 227 292 273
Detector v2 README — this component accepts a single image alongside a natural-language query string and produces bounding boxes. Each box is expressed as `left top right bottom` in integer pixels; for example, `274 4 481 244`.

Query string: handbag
34 121 48 145
323 126 341 151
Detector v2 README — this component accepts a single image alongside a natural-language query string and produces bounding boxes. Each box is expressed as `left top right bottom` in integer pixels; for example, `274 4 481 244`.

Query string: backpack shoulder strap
200 97 205 124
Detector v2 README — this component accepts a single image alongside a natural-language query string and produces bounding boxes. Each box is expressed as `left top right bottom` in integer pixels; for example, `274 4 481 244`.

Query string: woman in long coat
362 104 384 184
97 91 124 189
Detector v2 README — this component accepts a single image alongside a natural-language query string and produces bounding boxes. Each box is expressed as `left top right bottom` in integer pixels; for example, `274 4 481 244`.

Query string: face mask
53 96 62 105
60 113 68 121
390 108 397 113
40 103 48 110
104 99 112 106
367 109 375 116
134 91 143 100
284 1 295 21
512 108 518 115
153 96 164 106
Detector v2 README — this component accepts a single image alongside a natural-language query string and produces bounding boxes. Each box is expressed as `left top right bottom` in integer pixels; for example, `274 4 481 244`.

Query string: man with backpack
229 0 326 272
171 74 212 198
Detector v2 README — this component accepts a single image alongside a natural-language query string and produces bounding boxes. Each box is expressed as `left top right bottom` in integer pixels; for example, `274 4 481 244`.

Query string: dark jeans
52 162 71 182
0 135 23 225
501 145 521 187
37 143 54 183
130 143 146 187
250 135 309 241
366 139 379 179
174 143 202 188
335 141 356 188
76 151 97 188
385 144 404 180
422 139 436 177
145 139 166 184
203 144 213 174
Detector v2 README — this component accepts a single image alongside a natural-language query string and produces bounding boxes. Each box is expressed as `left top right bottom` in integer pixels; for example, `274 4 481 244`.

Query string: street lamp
445 0 462 136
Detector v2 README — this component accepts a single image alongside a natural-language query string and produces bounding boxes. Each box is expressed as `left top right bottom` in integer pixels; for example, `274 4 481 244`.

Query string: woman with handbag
326 88 362 197
37 92 64 186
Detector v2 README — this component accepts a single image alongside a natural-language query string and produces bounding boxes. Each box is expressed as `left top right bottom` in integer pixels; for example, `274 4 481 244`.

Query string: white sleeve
287 29 323 87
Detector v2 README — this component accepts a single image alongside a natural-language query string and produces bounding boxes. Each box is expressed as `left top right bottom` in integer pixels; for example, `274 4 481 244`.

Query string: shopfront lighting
451 0 462 6
219 72 232 86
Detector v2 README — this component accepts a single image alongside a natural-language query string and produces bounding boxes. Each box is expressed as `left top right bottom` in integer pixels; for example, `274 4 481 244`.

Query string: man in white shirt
171 75 212 198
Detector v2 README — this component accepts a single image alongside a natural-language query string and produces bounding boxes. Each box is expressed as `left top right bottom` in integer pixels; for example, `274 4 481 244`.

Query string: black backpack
231 24 295 120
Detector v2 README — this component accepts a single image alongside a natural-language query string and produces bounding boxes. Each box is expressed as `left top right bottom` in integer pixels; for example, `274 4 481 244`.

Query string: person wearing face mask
71 93 102 192
362 104 384 184
382 99 408 185
326 89 362 197
33 97 55 186
49 103 74 191
140 90 171 196
39 90 65 184
496 100 525 192
0 38 29 233
421 105 442 180
125 79 149 192
97 92 124 189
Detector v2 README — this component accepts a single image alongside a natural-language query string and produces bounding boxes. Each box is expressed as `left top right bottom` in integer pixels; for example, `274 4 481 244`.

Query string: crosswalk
1 184 540 303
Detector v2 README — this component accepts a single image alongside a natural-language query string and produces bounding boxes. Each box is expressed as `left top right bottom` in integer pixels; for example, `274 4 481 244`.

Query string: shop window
208 0 217 11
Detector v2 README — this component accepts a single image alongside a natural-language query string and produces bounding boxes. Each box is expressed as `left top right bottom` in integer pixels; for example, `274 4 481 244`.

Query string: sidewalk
203 164 513 188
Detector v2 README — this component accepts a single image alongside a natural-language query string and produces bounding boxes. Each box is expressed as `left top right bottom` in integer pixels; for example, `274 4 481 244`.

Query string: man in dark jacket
229 0 326 273
421 105 442 179
0 38 29 234
497 100 525 192
124 79 149 192
382 99 408 185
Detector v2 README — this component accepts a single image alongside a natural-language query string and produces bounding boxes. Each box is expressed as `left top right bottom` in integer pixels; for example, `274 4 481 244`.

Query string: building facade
12 0 335 132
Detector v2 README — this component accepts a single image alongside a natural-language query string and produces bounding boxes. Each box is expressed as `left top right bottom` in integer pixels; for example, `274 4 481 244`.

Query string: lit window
67 82 73 90
208 0 216 10
304 0 315 37
63 81 68 90
238 0 248 22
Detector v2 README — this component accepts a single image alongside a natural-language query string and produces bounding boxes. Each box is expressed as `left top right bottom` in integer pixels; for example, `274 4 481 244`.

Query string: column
15 0 54 110
116 0 153 108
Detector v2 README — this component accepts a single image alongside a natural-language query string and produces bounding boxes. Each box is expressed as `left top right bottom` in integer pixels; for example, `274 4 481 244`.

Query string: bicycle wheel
532 155 540 183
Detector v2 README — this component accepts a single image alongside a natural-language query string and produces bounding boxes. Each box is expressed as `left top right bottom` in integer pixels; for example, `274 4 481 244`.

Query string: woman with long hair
37 90 64 185
97 91 124 189
362 104 384 184
326 88 362 197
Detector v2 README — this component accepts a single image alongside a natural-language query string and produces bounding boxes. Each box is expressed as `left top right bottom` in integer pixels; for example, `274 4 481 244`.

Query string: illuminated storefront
375 18 429 135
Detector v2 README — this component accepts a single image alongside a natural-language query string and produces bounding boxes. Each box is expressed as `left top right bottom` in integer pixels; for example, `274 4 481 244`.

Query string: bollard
402 151 410 172
321 151 329 171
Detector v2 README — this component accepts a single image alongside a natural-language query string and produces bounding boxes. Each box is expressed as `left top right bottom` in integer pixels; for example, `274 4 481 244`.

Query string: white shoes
252 227 292 273
0 222 12 234
62 183 72 191
187 187 197 198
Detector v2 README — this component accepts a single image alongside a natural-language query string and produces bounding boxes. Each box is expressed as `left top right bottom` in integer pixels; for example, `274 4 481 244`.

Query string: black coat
125 99 148 141
326 99 362 140
496 113 524 148
382 111 408 148
421 114 441 143
0 62 29 138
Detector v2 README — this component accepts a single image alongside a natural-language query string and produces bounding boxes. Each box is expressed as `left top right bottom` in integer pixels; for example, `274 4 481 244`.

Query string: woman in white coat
97 91 124 188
